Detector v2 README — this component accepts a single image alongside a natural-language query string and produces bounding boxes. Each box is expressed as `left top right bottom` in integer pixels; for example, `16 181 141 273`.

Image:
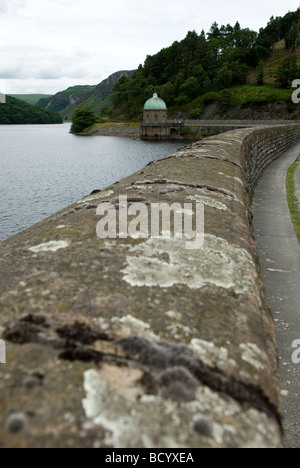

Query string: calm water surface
0 123 185 241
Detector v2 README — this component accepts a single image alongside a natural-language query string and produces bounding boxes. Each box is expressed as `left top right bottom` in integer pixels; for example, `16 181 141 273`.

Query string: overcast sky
0 0 299 95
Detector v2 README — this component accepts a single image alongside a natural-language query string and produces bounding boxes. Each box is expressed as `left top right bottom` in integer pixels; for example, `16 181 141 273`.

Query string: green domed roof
144 93 167 110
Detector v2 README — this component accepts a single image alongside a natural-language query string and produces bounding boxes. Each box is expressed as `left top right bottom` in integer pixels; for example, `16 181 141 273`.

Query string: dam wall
1 125 300 448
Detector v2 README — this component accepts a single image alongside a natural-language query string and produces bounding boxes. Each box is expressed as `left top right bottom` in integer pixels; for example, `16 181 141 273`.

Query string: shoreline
75 124 199 140
75 124 140 139
88 124 140 138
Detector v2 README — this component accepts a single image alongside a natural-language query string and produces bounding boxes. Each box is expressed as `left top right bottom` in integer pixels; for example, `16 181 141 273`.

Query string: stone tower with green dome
141 93 172 140
140 92 182 140
143 93 167 125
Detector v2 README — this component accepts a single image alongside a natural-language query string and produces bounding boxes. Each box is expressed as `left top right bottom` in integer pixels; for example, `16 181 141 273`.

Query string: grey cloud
1 0 300 95
0 66 24 79
0 0 26 15
37 70 62 80
51 0 80 5
37 64 86 80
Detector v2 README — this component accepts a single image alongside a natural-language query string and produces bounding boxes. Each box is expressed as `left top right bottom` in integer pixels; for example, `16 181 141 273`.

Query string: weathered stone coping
1 125 300 448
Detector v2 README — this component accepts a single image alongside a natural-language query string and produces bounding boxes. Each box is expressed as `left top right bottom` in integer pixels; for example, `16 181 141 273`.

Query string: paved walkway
253 144 300 448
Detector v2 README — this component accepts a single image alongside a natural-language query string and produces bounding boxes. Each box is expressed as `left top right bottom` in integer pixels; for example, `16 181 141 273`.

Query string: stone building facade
143 93 167 124
140 93 170 140
140 93 182 140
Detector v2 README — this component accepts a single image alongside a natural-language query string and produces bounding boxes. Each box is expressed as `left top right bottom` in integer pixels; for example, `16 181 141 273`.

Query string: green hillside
37 85 96 113
9 94 52 106
109 9 300 120
60 90 111 121
59 70 136 120
0 96 63 124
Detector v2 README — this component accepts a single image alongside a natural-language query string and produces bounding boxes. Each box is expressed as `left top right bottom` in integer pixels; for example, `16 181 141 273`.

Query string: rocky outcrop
94 70 136 101
1 125 300 448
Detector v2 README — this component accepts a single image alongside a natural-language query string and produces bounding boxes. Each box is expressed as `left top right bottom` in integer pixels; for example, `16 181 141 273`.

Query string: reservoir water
0 123 185 241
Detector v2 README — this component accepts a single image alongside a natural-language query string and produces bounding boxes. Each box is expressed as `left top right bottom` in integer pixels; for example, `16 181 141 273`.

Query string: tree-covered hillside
110 9 300 119
0 96 63 124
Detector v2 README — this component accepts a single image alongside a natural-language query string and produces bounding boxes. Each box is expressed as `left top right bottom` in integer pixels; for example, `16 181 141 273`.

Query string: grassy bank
92 122 140 130
286 155 300 242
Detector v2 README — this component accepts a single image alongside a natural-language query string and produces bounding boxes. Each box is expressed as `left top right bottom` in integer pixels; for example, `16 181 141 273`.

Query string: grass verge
286 155 300 242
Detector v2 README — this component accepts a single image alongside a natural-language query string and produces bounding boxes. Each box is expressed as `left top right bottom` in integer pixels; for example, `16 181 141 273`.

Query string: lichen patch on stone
82 368 281 448
234 177 243 185
187 195 228 211
165 311 182 320
204 140 233 145
28 240 69 253
176 149 208 154
190 338 237 371
122 235 261 301
111 315 159 341
239 343 265 370
218 172 244 186
77 190 114 204
166 323 194 340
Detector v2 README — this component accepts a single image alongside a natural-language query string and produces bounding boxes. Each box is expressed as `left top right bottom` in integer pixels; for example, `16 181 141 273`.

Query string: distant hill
59 70 136 120
0 96 63 124
9 94 52 106
37 85 96 113
35 70 137 121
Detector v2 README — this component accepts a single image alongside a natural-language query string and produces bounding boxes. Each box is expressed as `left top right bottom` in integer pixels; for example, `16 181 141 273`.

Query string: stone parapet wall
0 125 300 448
240 125 300 191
